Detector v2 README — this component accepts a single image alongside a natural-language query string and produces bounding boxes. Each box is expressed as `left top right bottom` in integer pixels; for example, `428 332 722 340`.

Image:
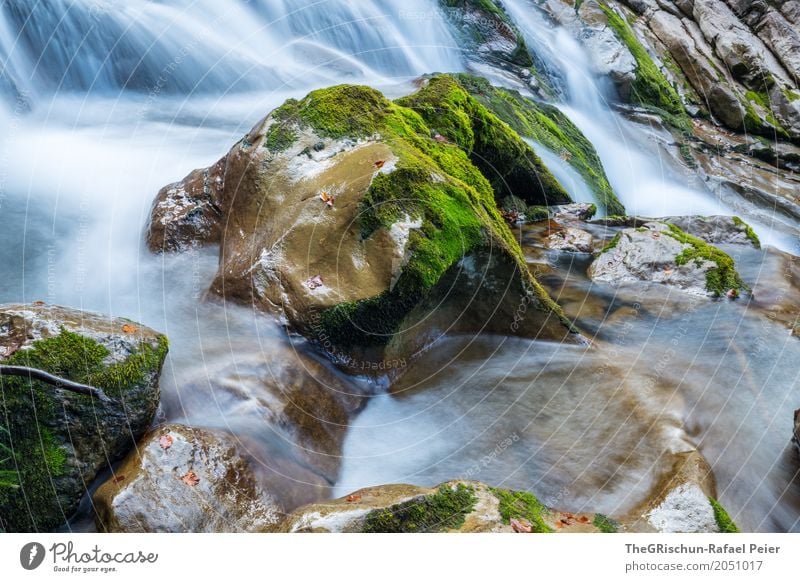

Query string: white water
0 0 798 532
502 0 795 251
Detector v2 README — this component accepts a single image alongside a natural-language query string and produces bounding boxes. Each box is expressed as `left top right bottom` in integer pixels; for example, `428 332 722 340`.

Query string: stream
0 0 798 532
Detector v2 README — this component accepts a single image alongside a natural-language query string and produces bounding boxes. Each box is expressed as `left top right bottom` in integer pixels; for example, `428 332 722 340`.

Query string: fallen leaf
121 324 138 334
510 518 532 533
346 494 362 503
373 160 386 169
319 191 335 207
560 518 571 526
554 521 564 529
33 300 45 306
113 475 126 484
180 471 200 487
305 275 324 290
727 288 739 299
159 434 174 450
578 516 590 524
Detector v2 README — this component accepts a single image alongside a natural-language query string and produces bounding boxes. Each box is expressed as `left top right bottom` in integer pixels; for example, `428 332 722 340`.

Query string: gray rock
588 222 746 297
0 303 168 532
794 409 799 454
546 227 595 253
94 424 281 533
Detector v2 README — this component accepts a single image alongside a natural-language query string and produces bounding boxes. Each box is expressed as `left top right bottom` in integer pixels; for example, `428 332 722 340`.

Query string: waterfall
0 0 463 106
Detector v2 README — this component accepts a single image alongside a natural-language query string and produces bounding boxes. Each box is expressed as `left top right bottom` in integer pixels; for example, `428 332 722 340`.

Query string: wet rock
630 451 738 533
546 227 595 253
438 1 540 85
590 215 760 248
146 77 578 367
794 409 800 455
0 303 168 532
173 344 365 489
94 424 281 533
588 222 747 297
552 203 599 222
147 157 226 252
278 480 605 533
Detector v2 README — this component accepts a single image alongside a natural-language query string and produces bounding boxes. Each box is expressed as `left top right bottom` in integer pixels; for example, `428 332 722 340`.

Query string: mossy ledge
664 223 748 297
491 487 553 533
361 484 478 533
732 216 761 249
261 81 576 350
455 74 624 215
0 328 168 532
593 513 619 533
599 4 685 119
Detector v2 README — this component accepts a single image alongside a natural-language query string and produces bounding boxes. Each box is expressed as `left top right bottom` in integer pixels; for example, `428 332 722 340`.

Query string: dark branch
0 366 112 403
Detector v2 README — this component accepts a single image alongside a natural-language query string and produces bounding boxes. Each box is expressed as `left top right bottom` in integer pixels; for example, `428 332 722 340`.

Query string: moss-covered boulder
94 425 281 533
147 80 579 367
454 74 624 215
277 480 605 533
0 304 168 532
589 222 748 298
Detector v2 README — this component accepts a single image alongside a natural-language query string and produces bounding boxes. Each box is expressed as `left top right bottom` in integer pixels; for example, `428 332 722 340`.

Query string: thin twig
0 366 111 402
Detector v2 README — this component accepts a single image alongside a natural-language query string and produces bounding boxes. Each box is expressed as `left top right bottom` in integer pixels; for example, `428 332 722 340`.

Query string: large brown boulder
146 77 578 368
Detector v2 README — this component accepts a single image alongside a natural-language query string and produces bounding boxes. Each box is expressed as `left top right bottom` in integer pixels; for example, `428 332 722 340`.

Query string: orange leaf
33 300 45 306
305 275 323 290
510 518 532 533
122 324 138 334
180 471 200 487
373 160 385 169
578 515 589 524
113 475 126 484
159 434 174 450
346 494 362 503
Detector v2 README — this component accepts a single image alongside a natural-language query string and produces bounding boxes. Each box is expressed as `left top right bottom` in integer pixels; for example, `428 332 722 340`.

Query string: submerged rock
278 480 606 533
94 424 281 533
0 303 168 532
147 76 579 366
589 222 748 297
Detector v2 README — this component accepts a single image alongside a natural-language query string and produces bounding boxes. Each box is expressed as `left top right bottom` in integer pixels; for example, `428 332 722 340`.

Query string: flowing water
0 0 798 532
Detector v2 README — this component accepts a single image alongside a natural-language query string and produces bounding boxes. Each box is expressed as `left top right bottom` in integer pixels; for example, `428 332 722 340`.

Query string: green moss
361 484 477 533
264 122 298 153
742 92 790 138
598 232 622 254
455 74 624 215
600 4 685 117
491 488 553 533
526 206 551 222
782 88 800 103
0 330 168 531
0 427 19 489
397 75 572 208
593 513 618 533
276 78 574 348
731 216 761 249
709 498 739 533
664 223 747 297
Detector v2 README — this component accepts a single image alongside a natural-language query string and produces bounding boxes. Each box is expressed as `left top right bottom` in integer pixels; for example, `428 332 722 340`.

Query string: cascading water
0 0 462 105
0 0 798 533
